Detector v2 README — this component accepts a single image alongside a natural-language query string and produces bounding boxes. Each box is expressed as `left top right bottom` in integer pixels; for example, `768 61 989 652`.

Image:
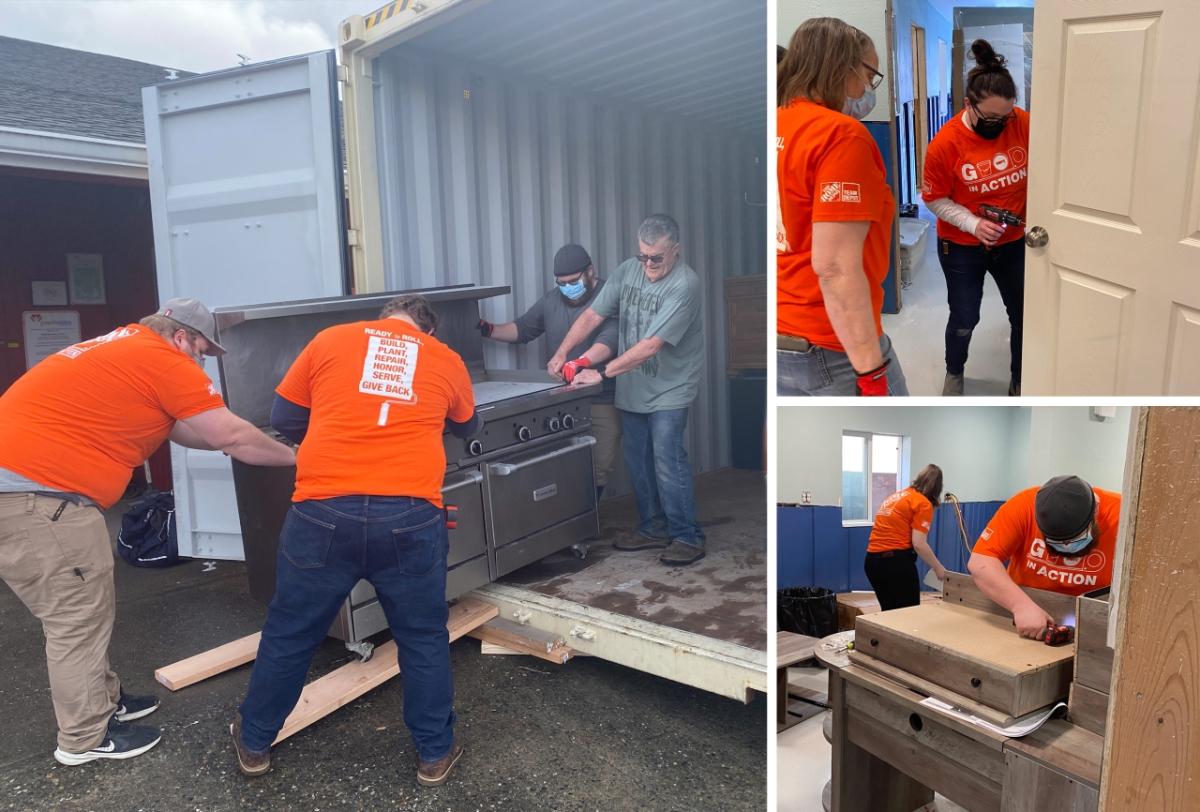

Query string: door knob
1025 226 1049 248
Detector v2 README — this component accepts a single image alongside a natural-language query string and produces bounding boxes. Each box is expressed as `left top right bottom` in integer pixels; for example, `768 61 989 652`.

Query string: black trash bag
117 490 182 568
777 587 838 638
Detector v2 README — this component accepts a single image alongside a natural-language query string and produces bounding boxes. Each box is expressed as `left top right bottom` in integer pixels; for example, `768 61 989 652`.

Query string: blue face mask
842 87 876 120
559 279 587 301
1047 534 1093 555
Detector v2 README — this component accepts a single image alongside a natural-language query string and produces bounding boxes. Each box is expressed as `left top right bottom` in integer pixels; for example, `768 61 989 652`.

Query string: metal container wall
368 50 766 491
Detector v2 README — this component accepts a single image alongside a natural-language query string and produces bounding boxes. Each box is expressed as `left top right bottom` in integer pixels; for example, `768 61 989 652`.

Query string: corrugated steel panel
370 43 765 492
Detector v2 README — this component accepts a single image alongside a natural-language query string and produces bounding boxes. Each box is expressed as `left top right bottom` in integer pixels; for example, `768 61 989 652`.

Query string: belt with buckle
777 334 813 352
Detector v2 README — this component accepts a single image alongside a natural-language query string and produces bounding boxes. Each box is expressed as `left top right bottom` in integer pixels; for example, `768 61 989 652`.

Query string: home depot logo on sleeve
1026 537 1107 588
820 182 861 203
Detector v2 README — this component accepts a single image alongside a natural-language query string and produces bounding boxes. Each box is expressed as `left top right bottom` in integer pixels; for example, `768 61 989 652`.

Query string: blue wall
777 501 1003 592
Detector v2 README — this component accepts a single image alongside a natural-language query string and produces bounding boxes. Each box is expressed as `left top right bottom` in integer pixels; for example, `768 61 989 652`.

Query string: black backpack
117 490 181 568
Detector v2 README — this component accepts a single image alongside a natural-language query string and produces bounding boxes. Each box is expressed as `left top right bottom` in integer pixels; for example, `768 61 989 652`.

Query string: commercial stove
212 285 599 648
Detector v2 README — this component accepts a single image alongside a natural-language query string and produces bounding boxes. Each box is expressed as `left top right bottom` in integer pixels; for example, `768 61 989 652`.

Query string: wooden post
1100 407 1200 810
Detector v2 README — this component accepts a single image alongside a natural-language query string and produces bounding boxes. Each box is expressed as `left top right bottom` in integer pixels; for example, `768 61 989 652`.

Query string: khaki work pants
589 403 623 490
0 493 120 752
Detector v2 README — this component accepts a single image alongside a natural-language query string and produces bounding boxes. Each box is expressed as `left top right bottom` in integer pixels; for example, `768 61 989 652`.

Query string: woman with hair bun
922 39 1029 397
864 464 949 610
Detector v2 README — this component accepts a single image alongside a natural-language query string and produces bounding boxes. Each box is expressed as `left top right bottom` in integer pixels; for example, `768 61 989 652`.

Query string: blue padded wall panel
812 507 848 592
776 505 813 589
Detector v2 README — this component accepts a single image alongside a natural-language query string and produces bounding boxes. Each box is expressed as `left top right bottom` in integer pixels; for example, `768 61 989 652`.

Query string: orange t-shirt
973 487 1121 595
0 325 225 508
921 107 1030 246
777 98 895 352
868 488 934 553
277 318 475 506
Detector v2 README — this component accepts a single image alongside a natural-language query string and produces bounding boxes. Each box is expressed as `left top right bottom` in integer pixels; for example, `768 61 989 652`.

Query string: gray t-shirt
513 279 619 403
0 467 94 505
590 258 704 413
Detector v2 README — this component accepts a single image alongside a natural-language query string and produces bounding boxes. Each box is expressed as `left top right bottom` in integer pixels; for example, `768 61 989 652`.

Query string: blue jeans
938 238 1024 383
776 334 909 396
238 496 454 762
619 407 703 547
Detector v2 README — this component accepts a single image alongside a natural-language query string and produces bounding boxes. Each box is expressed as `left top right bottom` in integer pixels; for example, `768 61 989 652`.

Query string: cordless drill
1041 621 1074 647
980 204 1024 228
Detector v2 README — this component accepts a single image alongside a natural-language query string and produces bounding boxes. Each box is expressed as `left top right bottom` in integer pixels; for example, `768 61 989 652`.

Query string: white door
1023 0 1200 394
143 51 347 559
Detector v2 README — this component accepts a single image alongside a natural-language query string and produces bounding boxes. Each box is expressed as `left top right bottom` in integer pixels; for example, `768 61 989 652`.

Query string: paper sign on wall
22 310 81 369
31 280 68 306
67 253 106 305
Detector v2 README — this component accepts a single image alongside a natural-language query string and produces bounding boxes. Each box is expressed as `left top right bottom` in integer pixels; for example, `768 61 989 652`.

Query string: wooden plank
273 598 498 745
1006 719 1104 789
1003 750 1099 811
846 709 1001 812
468 619 575 665
830 671 933 812
943 571 1076 624
1102 407 1200 811
1075 594 1114 692
844 679 1006 785
154 632 262 691
848 649 1018 728
777 630 818 668
856 602 1074 717
1068 681 1109 738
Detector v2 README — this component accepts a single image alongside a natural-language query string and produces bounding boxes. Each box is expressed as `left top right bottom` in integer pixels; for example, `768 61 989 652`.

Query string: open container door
142 51 348 560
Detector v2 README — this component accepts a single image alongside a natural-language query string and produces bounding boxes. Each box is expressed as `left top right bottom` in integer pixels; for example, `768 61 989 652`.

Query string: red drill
1042 621 1074 646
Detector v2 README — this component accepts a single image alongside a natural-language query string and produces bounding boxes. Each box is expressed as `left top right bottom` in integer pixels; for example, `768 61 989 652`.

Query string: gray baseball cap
156 298 226 356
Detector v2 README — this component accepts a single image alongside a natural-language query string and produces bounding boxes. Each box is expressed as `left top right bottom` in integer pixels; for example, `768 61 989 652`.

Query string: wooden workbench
776 630 818 730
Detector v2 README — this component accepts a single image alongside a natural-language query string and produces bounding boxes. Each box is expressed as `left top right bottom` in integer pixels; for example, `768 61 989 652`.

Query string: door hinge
336 64 349 84
347 228 360 247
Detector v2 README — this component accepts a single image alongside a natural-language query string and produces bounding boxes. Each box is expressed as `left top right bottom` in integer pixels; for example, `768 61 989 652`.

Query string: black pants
938 238 1025 384
863 550 920 611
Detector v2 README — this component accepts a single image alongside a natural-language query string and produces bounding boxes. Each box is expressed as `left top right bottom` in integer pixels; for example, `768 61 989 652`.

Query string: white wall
777 405 1017 504
777 0 893 122
777 406 1133 506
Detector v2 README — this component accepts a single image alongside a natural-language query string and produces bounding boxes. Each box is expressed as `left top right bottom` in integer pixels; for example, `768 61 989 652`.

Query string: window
842 431 907 524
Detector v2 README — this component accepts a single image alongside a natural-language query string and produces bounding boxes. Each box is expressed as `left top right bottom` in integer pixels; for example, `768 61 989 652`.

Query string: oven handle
486 436 596 476
443 469 483 490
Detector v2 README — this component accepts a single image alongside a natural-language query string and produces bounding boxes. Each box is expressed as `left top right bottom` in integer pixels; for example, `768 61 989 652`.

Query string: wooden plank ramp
274 598 497 744
155 633 262 691
467 618 576 665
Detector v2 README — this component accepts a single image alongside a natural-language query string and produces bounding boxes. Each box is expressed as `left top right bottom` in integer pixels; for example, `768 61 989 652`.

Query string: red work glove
477 319 494 337
561 355 592 383
855 359 890 397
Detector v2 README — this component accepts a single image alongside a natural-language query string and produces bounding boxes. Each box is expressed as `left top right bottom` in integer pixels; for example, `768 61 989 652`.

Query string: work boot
660 540 706 566
417 742 464 786
53 719 161 766
230 716 270 776
1008 380 1021 397
114 690 160 722
942 373 964 396
613 530 670 551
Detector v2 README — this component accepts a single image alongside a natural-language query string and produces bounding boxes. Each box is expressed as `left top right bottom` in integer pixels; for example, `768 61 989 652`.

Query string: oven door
485 435 597 576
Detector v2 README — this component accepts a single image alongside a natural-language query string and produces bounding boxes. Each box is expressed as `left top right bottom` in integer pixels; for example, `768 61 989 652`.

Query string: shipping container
143 0 767 699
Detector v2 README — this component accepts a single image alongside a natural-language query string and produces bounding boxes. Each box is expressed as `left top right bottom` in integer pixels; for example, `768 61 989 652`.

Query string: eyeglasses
970 102 1014 126
556 273 585 286
861 63 884 91
637 253 665 265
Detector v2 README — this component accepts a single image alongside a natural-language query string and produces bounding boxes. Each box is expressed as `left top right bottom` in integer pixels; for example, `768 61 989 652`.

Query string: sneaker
1008 380 1021 397
230 716 270 776
114 690 160 722
659 540 705 566
417 742 464 787
613 531 670 551
942 373 964 396
53 719 161 766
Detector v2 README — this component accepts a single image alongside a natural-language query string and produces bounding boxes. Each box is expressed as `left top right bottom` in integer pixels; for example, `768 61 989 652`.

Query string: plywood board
154 632 261 691
273 598 497 745
1102 407 1200 811
855 602 1074 717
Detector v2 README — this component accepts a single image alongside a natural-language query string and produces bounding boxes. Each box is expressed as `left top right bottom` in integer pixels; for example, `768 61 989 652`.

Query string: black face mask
971 109 1008 140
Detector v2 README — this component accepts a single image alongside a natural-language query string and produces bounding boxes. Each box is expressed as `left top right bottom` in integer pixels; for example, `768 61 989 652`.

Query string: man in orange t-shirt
0 298 295 767
776 17 907 396
864 464 948 609
969 476 1121 638
233 294 477 786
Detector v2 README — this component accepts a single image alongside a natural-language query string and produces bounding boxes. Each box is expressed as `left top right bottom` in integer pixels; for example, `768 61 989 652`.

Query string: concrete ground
0 492 766 811
883 208 1017 397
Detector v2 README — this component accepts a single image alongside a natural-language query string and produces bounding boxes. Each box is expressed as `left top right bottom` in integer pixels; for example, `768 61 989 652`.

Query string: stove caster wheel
570 543 588 560
346 640 374 663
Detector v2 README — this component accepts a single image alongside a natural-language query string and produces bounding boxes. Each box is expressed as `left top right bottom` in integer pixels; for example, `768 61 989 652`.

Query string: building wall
0 168 169 486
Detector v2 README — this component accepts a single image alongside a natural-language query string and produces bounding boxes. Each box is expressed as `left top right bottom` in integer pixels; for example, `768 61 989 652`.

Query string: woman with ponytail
864 464 949 611
922 39 1029 397
776 17 908 397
